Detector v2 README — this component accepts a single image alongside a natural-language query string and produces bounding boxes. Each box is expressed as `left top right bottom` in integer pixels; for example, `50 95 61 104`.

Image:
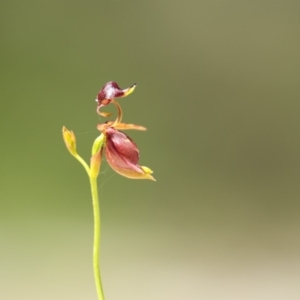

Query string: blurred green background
1 1 300 299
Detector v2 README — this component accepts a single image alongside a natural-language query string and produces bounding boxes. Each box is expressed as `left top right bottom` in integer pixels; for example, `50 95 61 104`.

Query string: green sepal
92 133 105 156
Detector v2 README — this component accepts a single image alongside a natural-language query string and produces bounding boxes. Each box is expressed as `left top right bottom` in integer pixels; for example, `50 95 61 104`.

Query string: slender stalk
89 176 105 300
74 154 90 176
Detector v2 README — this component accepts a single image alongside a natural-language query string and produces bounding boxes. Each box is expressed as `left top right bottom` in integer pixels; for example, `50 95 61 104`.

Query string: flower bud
62 126 77 156
105 128 155 180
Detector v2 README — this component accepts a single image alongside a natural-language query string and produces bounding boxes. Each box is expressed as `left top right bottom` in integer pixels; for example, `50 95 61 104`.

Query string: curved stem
111 100 123 126
74 154 90 176
89 176 105 300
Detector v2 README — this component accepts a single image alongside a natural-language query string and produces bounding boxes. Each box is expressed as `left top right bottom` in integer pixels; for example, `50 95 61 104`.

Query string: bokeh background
1 1 300 299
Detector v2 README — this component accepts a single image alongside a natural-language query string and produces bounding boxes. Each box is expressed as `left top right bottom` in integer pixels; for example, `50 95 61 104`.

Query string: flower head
96 82 155 181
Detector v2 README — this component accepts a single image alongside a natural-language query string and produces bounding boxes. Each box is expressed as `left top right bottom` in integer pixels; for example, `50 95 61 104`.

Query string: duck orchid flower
95 81 155 181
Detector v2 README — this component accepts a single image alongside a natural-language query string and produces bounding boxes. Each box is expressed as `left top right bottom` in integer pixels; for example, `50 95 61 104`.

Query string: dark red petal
96 81 124 106
104 127 155 180
105 127 139 164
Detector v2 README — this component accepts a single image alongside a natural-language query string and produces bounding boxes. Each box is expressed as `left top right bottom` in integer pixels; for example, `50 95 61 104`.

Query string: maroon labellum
96 81 137 107
96 81 124 106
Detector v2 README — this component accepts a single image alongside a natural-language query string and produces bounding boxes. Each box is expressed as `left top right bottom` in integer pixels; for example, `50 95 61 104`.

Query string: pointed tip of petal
113 123 147 131
147 174 156 181
99 111 112 118
122 83 137 97
141 166 156 181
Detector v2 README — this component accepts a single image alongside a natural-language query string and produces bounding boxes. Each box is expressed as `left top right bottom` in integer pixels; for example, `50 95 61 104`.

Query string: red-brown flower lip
96 81 137 107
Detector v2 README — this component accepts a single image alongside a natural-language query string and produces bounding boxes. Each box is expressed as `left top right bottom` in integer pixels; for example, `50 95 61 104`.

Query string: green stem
89 176 105 300
74 154 90 176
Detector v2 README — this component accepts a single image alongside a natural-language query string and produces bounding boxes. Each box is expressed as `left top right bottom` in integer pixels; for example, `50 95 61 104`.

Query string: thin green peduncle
74 154 90 176
89 175 105 300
